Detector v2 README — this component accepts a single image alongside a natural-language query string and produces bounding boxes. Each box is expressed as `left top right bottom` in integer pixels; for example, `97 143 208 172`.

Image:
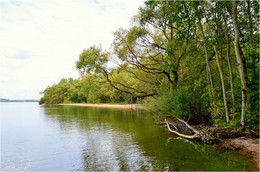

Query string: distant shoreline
0 99 38 102
58 103 146 109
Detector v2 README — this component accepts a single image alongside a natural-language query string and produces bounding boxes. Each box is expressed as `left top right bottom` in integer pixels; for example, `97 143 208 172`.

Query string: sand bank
219 138 259 170
59 103 145 109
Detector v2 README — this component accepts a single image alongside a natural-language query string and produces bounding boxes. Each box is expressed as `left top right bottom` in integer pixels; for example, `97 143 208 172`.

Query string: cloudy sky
0 0 144 100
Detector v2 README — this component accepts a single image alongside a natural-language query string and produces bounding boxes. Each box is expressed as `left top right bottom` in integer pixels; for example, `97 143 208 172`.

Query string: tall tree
196 3 215 115
214 46 230 122
230 1 247 128
113 1 196 89
224 20 235 105
76 46 157 99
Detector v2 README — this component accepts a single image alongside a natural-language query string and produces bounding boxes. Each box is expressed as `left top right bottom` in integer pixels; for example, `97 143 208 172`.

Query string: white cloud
0 0 144 99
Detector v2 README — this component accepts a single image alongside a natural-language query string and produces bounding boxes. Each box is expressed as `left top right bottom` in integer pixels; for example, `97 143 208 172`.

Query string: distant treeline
0 99 38 102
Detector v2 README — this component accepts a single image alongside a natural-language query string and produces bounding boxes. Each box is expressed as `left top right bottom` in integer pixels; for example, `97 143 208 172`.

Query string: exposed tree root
163 116 255 144
164 116 259 170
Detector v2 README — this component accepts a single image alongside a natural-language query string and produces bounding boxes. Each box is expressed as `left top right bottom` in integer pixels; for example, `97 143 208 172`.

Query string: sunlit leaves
76 46 109 75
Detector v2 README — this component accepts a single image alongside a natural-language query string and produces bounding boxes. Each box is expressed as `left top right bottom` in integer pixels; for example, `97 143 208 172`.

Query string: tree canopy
40 0 259 131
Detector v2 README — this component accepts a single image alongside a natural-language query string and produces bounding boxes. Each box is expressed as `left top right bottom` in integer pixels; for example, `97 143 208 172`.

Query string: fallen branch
176 118 200 135
164 118 200 139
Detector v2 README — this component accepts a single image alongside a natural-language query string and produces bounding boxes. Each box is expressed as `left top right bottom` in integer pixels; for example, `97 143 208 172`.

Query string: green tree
40 0 259 131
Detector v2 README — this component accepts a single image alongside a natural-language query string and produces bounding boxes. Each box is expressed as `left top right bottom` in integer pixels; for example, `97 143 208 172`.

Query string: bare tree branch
164 118 200 139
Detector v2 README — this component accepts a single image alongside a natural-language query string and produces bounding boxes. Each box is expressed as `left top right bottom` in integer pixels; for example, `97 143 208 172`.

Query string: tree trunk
214 47 230 122
247 1 253 42
198 20 215 114
231 1 247 128
224 21 235 105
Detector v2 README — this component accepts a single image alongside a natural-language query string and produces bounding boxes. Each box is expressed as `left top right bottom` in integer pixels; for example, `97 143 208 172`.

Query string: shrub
145 87 210 124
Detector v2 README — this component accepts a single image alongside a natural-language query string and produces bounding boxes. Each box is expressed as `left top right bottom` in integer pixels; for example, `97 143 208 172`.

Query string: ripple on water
79 126 154 171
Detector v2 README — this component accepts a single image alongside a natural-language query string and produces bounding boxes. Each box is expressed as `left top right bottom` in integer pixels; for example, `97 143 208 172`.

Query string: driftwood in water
164 118 200 139
164 117 253 144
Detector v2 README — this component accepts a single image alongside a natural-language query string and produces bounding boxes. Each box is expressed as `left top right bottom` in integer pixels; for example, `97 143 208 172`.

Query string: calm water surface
1 102 256 171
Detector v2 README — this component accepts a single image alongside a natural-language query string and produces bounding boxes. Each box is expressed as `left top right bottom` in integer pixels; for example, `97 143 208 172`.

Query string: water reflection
41 105 255 171
80 128 152 171
42 106 155 171
4 103 256 171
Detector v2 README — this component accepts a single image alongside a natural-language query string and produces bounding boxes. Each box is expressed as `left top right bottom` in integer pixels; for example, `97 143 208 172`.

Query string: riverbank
217 138 259 170
59 103 145 109
163 119 259 170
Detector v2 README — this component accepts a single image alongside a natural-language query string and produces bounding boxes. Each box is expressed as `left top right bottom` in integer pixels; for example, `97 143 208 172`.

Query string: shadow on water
42 105 256 171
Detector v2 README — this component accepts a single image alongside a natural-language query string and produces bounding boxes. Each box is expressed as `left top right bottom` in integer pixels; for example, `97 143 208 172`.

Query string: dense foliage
40 1 259 131
39 76 133 104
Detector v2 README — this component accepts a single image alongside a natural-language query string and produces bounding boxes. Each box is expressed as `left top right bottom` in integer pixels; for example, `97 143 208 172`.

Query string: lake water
1 102 256 171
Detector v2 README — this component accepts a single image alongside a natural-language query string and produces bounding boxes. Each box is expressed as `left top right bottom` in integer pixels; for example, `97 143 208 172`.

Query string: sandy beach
59 103 146 109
